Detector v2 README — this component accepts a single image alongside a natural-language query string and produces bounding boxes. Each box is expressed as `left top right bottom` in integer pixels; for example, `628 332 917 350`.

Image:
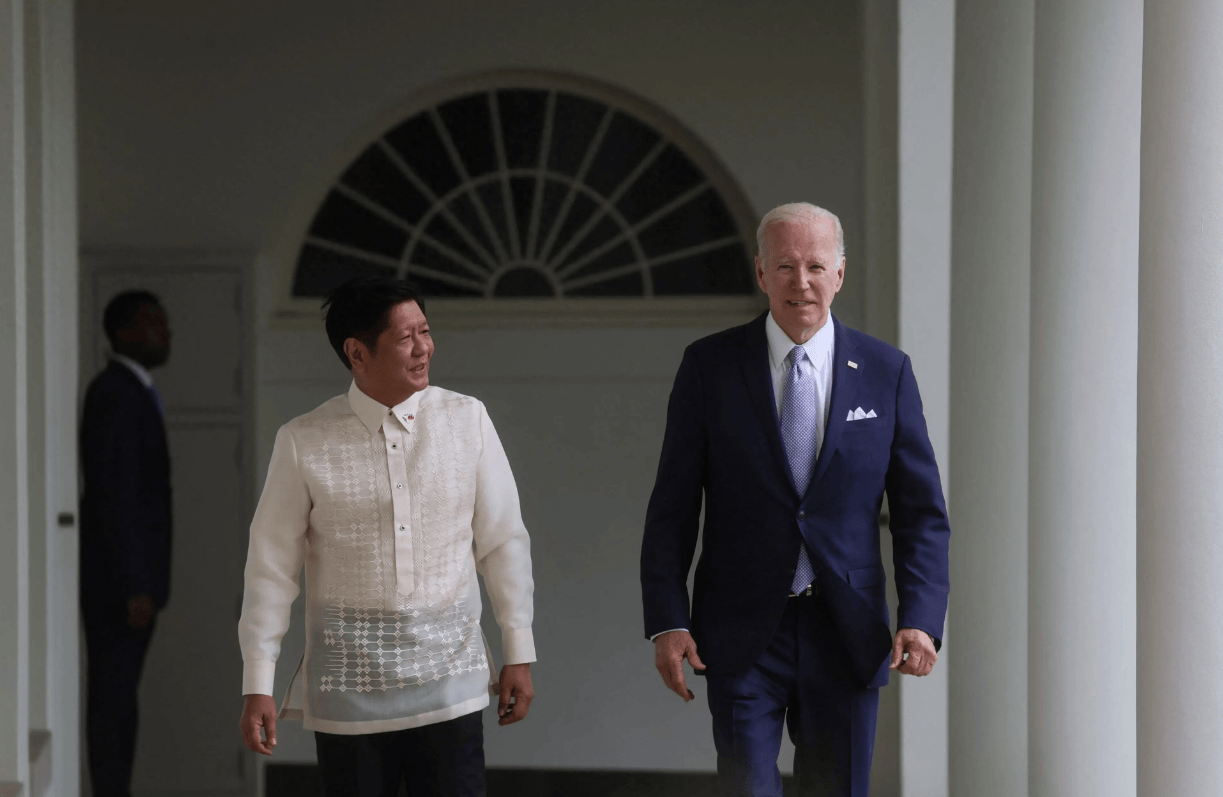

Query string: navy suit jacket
80 361 173 612
641 313 950 688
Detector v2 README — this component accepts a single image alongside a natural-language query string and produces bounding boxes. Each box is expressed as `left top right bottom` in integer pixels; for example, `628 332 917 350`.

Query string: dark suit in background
80 359 173 797
641 313 950 795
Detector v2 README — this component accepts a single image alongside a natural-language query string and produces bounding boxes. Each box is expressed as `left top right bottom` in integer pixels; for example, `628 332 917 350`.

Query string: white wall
77 0 869 302
76 0 873 774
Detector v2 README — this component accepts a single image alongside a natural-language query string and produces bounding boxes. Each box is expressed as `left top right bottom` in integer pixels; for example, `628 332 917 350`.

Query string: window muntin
292 86 754 300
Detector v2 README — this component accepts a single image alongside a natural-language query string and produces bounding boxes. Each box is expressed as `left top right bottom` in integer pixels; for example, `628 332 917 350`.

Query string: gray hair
755 202 845 261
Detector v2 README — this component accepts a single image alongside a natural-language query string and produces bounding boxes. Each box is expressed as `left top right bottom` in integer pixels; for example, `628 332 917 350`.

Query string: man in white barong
238 277 536 797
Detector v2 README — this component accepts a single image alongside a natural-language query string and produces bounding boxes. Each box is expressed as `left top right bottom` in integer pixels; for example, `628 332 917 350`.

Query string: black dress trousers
315 710 486 797
83 604 157 797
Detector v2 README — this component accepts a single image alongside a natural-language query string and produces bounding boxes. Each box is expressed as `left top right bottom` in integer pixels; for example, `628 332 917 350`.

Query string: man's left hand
890 628 937 676
495 663 534 727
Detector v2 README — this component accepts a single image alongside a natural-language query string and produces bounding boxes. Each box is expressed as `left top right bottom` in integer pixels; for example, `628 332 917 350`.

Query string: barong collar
348 380 429 436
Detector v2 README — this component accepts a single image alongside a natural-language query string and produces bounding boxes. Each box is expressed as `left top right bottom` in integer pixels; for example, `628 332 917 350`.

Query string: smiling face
755 217 844 343
346 300 434 406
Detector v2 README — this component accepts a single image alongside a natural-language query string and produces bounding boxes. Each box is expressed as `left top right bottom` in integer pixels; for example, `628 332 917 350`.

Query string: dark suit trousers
83 606 156 797
315 710 486 797
706 592 879 797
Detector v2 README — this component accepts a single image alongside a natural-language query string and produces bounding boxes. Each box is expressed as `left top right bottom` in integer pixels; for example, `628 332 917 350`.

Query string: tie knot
789 346 807 370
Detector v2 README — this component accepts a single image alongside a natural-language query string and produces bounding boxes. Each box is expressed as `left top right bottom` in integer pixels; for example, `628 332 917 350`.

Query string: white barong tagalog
238 382 535 734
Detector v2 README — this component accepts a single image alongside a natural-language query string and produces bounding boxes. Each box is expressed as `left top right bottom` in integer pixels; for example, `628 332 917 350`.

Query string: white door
85 263 253 797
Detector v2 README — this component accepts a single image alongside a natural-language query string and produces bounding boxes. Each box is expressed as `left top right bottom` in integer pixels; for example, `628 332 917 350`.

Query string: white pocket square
847 407 878 421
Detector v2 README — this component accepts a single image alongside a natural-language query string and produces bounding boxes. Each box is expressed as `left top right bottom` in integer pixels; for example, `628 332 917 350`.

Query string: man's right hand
239 694 278 755
653 630 706 702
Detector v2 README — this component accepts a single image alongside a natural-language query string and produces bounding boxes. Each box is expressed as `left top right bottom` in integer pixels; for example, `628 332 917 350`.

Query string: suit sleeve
885 355 951 646
80 381 154 598
238 424 311 696
640 345 707 639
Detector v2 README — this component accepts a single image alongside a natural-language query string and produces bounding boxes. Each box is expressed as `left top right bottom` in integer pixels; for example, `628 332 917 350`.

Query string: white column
862 1 900 792
947 1 1033 795
0 1 76 791
897 1 953 794
1137 2 1223 793
0 0 29 786
1028 1 1142 795
23 0 48 738
40 0 80 793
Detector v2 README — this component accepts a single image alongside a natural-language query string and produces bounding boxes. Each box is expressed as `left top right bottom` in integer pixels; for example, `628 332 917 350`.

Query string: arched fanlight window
290 74 757 301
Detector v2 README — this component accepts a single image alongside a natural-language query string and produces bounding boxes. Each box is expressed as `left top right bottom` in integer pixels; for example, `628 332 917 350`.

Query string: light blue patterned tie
781 345 817 593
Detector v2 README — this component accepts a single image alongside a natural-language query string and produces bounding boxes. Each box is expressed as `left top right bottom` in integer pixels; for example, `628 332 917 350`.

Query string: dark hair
103 290 162 348
322 277 426 370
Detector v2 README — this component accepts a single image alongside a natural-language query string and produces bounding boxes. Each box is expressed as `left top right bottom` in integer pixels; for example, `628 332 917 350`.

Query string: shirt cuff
501 627 536 665
649 628 689 642
242 659 277 696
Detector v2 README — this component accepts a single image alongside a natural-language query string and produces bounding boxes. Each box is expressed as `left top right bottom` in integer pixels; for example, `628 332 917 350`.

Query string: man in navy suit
80 290 173 797
641 203 950 796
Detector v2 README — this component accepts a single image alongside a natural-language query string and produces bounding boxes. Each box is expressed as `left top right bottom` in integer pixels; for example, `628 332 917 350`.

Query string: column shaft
1137 1 1223 793
1028 1 1142 795
23 0 48 733
947 1 1033 795
43 0 81 790
897 1 954 793
0 0 29 784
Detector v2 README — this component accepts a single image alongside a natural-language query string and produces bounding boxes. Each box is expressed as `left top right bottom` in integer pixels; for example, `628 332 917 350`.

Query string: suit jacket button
798 511 806 520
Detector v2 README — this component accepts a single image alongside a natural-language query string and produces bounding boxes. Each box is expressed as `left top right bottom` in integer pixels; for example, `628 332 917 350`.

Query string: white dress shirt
764 311 835 447
650 313 835 642
111 352 154 389
239 382 536 734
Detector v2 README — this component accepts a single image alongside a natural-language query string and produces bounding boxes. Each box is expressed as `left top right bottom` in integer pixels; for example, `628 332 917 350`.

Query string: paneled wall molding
78 253 258 794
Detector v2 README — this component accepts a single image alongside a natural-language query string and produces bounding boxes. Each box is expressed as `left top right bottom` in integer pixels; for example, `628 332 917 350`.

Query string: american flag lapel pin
848 361 858 369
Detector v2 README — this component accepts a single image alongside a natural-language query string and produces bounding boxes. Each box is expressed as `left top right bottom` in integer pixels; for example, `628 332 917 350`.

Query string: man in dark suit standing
80 290 173 797
641 203 950 796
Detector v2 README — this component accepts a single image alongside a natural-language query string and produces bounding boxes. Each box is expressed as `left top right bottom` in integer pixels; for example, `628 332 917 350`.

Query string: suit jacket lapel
739 313 796 497
811 315 858 486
